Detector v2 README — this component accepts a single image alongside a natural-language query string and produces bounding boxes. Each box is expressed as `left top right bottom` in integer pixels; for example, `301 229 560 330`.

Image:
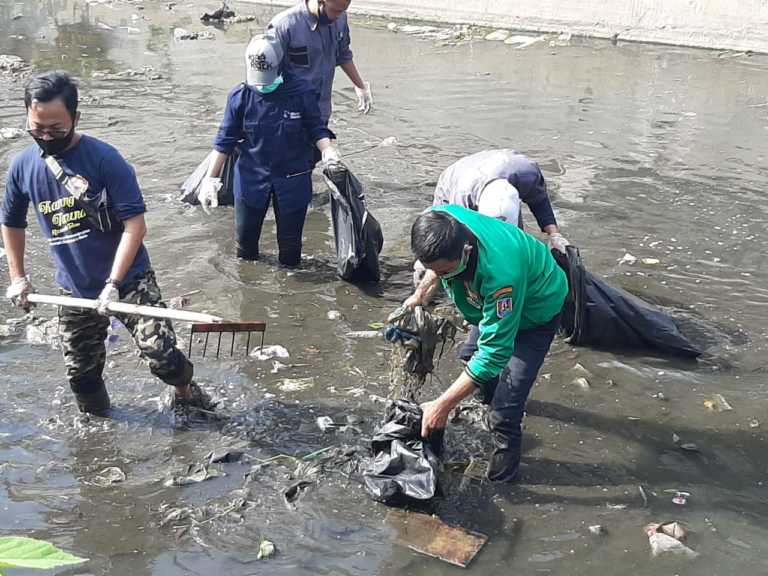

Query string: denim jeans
459 313 560 481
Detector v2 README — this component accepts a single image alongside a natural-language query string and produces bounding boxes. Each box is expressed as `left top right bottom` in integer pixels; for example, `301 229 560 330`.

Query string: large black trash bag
179 149 238 206
323 163 383 282
362 400 441 504
554 245 701 358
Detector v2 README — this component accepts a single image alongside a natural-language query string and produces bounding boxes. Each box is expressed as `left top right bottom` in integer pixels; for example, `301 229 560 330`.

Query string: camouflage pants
58 269 194 394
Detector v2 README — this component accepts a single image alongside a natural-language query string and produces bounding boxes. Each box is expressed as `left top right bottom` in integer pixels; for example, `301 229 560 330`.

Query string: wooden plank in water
387 509 488 568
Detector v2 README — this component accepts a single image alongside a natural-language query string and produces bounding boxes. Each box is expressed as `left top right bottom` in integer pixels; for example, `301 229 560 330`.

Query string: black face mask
33 126 74 157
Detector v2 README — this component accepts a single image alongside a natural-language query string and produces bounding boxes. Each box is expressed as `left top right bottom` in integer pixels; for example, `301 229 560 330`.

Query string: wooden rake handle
27 293 224 324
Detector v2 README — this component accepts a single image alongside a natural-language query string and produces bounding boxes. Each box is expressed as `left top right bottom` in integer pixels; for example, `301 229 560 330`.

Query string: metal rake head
188 321 267 359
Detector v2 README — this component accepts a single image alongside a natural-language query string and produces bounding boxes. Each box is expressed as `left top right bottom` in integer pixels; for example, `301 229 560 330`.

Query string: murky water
2 1 768 574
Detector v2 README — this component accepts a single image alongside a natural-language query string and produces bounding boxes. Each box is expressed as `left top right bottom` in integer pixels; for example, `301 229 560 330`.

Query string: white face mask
255 75 284 94
439 245 471 280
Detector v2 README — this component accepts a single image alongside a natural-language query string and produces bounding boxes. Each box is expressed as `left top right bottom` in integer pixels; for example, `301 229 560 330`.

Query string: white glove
97 282 120 316
354 82 373 114
198 177 222 214
547 232 570 254
321 145 341 167
6 275 34 311
412 260 426 289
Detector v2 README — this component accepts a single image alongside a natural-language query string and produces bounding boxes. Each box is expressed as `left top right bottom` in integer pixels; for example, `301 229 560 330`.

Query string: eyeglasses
25 120 71 139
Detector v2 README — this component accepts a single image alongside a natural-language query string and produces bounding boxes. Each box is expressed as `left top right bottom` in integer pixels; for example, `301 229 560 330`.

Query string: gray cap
245 34 283 87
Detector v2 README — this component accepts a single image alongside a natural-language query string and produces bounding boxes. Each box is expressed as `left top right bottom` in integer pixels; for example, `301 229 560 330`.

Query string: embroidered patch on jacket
492 286 514 300
496 297 513 318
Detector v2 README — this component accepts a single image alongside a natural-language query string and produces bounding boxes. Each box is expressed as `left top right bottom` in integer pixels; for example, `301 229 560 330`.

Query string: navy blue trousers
459 313 560 481
234 189 310 266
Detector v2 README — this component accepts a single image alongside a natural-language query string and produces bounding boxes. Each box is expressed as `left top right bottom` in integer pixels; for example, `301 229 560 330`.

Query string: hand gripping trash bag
553 245 701 358
363 400 441 504
179 149 238 206
385 305 457 378
323 163 383 282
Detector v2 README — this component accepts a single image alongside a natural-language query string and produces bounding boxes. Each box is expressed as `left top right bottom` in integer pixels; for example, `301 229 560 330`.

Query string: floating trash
257 537 276 559
250 345 289 360
164 463 224 487
92 466 126 486
278 377 314 392
572 377 591 390
346 330 381 339
645 521 698 558
617 252 637 265
0 127 24 140
316 416 336 432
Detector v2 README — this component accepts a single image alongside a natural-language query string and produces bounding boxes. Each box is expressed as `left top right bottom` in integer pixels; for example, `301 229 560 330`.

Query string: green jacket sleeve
464 283 525 385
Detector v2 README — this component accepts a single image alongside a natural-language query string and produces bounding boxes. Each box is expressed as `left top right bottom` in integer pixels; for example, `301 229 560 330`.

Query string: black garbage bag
554 245 701 358
323 163 383 282
179 149 238 206
362 400 441 504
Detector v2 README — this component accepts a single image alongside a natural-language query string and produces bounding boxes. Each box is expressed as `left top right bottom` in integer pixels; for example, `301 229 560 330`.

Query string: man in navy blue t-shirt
1 71 213 421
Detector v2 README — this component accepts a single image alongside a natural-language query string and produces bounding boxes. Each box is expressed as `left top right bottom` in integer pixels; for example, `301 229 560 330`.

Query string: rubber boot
486 431 521 483
74 384 111 416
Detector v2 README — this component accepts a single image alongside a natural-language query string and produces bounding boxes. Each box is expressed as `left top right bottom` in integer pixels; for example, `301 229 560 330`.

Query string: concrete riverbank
254 0 768 53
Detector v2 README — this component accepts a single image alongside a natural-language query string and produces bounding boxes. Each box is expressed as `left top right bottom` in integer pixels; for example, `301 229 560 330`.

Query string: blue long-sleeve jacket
213 79 334 208
268 2 354 123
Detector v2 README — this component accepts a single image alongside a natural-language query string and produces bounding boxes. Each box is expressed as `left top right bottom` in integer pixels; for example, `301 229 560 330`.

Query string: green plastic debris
0 536 87 574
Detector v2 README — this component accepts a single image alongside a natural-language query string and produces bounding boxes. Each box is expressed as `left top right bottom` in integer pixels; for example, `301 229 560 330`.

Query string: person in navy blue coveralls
199 34 340 267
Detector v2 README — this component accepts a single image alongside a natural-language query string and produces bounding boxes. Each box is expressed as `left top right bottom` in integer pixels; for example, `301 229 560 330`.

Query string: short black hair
411 210 470 263
24 71 79 118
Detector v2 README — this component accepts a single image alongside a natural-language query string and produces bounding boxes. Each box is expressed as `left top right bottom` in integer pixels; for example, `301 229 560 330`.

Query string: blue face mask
255 75 284 94
440 246 471 280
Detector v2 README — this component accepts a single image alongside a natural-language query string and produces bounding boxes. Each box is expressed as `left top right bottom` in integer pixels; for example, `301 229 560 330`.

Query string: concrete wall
256 0 768 53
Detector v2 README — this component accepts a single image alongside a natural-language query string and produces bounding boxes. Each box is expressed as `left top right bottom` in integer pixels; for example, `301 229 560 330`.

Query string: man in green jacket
405 205 567 482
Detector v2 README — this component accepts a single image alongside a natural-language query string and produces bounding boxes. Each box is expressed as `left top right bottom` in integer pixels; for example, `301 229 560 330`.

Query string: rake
27 293 266 359
188 320 266 359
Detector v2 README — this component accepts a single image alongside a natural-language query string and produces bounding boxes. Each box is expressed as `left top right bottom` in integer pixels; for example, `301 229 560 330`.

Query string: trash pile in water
200 2 257 24
155 405 369 550
0 54 27 75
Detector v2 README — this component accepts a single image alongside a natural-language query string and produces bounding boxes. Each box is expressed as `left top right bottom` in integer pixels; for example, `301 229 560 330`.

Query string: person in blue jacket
268 0 372 123
198 34 340 266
